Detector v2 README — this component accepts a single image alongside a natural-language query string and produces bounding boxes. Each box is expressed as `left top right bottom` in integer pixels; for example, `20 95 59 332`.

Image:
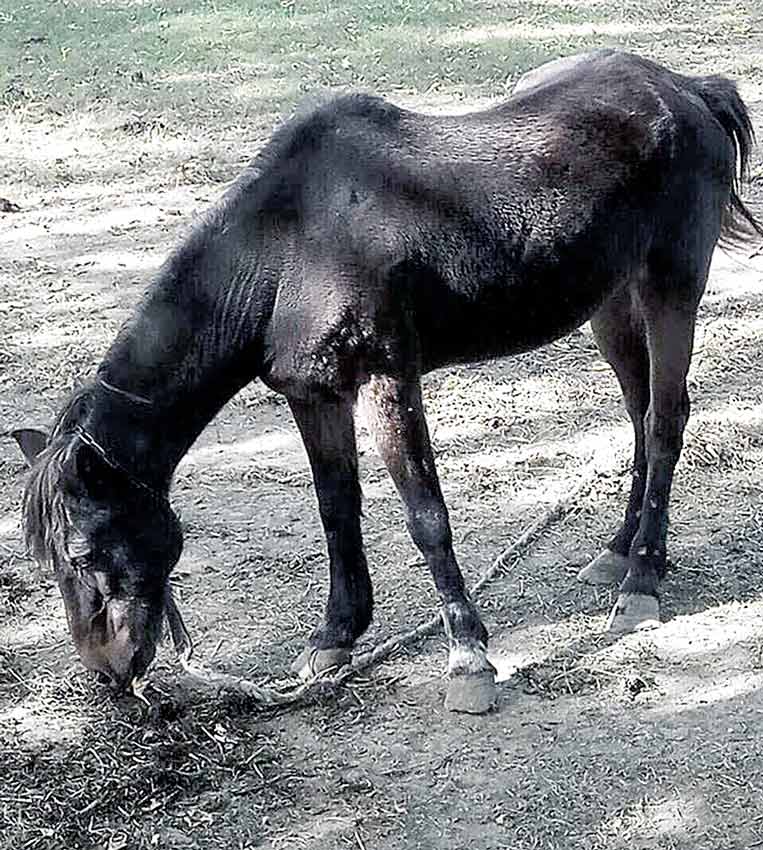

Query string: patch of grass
2 0 758 200
0 690 293 850
2 0 755 122
0 572 32 613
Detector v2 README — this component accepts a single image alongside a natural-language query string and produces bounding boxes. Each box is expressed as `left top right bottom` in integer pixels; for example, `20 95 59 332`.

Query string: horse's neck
83 386 180 491
88 222 273 488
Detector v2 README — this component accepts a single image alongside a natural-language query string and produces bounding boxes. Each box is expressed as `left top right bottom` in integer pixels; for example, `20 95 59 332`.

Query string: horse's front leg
288 396 373 677
360 374 497 714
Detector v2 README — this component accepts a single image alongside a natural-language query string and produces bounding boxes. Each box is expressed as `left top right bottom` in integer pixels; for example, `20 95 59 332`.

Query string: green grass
2 0 756 122
0 0 759 194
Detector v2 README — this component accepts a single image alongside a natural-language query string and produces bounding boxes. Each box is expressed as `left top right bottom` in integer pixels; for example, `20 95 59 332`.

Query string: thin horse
18 49 761 713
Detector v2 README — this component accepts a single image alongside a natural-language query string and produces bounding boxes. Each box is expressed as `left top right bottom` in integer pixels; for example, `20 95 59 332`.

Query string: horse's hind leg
360 374 497 714
583 286 650 585
288 396 373 677
606 281 699 633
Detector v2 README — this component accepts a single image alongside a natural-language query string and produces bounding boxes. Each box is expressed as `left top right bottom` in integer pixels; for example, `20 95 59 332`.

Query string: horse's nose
97 654 141 696
107 668 134 695
105 643 139 693
91 665 128 693
78 633 138 693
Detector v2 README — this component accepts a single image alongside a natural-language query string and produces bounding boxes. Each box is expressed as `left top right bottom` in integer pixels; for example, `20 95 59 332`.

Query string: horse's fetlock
441 600 488 645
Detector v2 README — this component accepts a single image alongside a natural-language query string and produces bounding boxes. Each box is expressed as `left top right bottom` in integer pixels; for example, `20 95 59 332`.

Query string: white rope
178 447 624 707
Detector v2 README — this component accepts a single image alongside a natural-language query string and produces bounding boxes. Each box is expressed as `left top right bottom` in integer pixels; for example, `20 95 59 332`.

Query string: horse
16 49 761 714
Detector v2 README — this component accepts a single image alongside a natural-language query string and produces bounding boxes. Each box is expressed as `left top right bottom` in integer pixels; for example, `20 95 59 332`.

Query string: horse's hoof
577 549 630 585
445 670 497 714
606 593 661 634
291 646 351 681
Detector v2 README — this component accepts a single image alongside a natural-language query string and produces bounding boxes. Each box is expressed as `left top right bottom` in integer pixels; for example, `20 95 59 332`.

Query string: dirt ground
2 2 763 849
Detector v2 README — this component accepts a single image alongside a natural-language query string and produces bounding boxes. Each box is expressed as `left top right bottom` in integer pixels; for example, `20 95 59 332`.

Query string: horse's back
261 51 746 389
265 50 735 245
511 49 616 96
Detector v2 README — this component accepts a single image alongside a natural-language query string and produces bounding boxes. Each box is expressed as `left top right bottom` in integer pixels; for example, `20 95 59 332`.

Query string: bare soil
1 4 763 848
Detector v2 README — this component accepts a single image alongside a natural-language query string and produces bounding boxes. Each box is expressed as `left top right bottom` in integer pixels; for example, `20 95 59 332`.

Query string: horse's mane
23 383 96 570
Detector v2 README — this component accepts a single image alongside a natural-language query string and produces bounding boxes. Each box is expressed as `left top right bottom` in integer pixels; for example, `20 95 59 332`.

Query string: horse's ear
10 428 49 466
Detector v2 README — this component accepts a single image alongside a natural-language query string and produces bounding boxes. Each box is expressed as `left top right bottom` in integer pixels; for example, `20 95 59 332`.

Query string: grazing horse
17 49 761 713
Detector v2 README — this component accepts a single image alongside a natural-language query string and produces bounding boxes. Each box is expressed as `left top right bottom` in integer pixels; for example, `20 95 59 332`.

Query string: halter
74 426 168 504
97 376 154 407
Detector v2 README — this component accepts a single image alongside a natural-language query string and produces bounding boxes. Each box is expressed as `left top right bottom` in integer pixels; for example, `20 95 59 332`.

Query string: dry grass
0 676 298 850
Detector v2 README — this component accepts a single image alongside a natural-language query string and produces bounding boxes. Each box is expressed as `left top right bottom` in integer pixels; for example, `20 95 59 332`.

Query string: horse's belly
416 276 610 371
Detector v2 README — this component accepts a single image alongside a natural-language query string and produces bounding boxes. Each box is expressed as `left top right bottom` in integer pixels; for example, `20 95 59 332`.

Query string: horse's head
16 421 187 693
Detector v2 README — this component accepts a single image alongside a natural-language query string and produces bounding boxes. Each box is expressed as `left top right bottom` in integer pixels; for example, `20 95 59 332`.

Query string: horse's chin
69 594 164 693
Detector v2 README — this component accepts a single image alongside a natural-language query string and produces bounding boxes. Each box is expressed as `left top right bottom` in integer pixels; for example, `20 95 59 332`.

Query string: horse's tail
691 75 763 246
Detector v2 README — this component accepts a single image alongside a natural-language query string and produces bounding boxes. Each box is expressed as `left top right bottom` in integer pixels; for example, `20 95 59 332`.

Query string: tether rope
177 446 624 707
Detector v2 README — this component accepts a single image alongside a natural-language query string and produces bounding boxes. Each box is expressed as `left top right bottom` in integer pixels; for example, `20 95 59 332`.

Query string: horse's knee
644 408 688 463
405 503 452 554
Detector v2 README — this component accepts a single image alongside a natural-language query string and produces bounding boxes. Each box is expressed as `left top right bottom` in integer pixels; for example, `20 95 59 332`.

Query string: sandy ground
1 18 763 850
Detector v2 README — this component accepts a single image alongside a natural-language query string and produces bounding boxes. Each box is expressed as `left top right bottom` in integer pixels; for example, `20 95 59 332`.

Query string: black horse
17 49 761 713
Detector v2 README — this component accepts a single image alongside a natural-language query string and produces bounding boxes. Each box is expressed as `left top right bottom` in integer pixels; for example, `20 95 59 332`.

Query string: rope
75 426 167 503
177 447 623 707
